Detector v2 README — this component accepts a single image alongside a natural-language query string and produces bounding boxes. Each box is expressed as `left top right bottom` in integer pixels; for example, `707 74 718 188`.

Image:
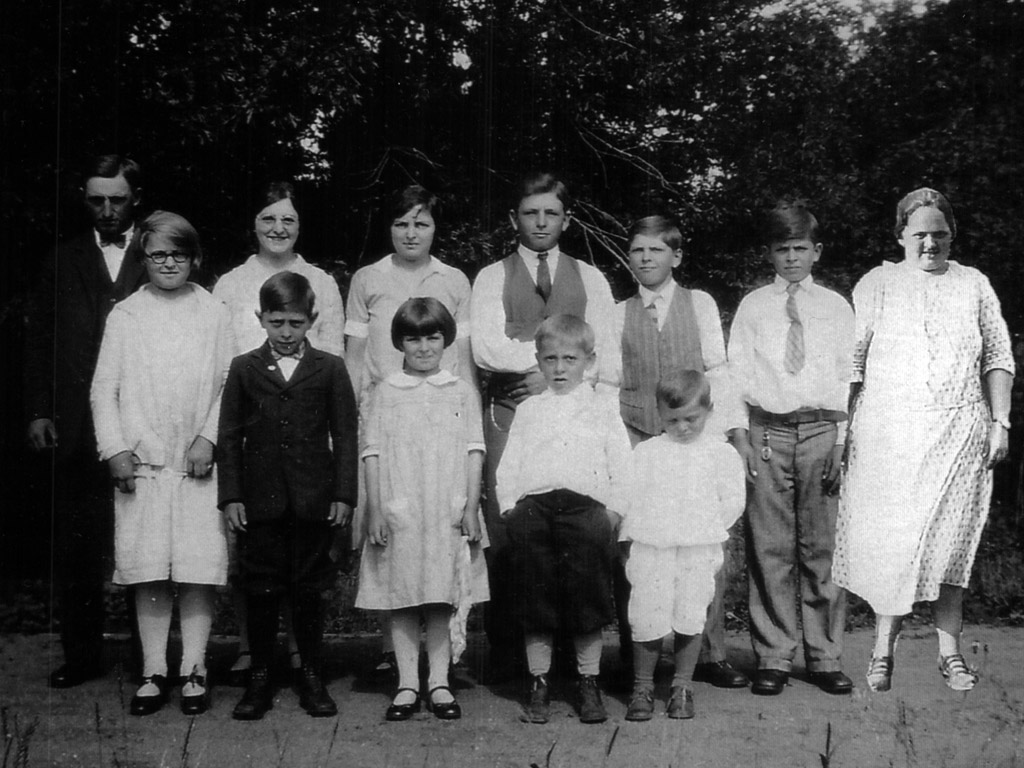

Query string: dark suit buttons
280 419 289 426
280 393 291 401
281 443 290 450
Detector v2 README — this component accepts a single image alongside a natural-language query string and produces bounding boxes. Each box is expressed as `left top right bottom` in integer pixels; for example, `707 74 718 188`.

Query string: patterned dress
833 261 1014 615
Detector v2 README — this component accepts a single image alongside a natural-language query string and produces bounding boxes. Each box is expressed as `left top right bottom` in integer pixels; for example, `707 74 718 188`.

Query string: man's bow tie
100 234 127 248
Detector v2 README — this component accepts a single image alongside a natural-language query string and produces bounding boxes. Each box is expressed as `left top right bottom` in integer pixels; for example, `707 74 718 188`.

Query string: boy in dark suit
24 154 147 687
218 271 358 720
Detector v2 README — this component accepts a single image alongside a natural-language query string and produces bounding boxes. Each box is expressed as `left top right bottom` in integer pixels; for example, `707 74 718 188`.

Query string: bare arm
984 368 1013 467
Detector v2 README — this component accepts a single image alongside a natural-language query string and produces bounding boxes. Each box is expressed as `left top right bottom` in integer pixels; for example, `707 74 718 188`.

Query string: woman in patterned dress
833 188 1014 693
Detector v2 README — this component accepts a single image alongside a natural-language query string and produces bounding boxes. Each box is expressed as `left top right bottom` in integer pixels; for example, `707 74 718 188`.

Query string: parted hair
761 200 821 245
655 370 713 410
133 210 202 267
628 214 683 252
894 187 957 239
259 271 317 318
390 297 457 350
514 171 571 211
86 154 142 192
533 313 595 355
390 184 439 222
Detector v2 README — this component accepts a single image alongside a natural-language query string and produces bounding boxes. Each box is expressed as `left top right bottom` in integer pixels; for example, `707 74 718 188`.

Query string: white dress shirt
95 226 134 281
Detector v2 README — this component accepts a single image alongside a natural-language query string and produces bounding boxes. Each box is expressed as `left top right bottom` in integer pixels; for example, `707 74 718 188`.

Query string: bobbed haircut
389 184 439 222
894 187 957 239
85 154 142 192
534 313 595 355
513 171 571 211
259 271 317 318
656 369 712 410
628 215 683 252
761 200 821 245
133 210 202 267
256 181 298 213
391 297 457 350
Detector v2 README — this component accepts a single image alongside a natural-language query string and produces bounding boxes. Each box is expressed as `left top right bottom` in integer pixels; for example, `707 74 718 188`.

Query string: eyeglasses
145 251 191 264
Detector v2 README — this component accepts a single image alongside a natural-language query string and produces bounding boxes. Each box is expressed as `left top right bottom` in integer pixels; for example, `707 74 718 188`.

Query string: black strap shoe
427 685 461 720
385 687 422 721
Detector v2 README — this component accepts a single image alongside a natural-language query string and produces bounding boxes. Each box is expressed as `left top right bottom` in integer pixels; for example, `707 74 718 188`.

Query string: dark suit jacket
217 342 358 521
23 231 147 462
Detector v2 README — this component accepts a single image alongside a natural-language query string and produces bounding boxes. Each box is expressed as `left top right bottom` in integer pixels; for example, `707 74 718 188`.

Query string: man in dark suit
25 154 147 688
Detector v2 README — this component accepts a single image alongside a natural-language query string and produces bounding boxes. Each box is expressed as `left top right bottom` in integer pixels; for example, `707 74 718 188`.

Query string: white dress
355 370 489 610
833 261 1014 615
90 284 234 585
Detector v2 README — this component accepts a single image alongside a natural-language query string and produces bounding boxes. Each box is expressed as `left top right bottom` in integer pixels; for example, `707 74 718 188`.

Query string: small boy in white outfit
623 370 745 721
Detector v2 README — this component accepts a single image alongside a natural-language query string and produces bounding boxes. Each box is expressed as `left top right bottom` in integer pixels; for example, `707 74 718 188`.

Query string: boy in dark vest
470 171 618 680
614 215 748 688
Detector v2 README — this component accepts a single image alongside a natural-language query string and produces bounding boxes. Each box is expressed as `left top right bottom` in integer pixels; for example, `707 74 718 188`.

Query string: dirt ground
2 626 1022 768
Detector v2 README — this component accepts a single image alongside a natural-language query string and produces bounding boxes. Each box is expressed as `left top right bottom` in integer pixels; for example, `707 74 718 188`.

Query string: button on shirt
495 384 633 516
727 275 854 443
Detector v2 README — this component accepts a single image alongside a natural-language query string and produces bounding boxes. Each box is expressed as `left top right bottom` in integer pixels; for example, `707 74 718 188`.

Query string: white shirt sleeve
470 261 540 373
579 262 621 392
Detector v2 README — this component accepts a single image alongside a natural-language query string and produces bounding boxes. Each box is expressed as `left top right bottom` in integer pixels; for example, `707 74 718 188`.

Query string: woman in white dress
833 188 1014 692
91 211 234 715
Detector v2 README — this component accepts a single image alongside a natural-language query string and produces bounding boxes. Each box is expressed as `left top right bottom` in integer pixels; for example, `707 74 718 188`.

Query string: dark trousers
744 418 846 673
240 518 337 671
505 490 616 635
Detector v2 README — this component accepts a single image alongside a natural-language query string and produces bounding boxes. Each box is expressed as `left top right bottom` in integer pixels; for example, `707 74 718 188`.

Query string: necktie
536 251 551 302
646 299 659 328
784 282 805 374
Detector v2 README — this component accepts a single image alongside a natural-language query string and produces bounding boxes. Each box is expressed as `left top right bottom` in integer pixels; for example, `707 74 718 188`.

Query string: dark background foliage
1 0 1022 615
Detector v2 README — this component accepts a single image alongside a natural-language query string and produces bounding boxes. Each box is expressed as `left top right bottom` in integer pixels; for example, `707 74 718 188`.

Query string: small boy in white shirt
497 314 632 725
623 370 745 721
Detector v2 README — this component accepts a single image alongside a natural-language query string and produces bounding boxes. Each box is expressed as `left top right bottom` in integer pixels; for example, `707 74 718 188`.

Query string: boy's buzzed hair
534 313 594 355
628 214 683 252
259 271 317 318
390 296 457 350
762 200 821 245
656 369 712 410
514 171 571 210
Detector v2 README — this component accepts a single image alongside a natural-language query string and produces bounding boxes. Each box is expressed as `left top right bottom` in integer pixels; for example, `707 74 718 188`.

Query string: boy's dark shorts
238 517 338 598
504 489 617 635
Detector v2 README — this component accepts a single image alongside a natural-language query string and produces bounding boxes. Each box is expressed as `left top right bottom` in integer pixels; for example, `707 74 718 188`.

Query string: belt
749 406 846 425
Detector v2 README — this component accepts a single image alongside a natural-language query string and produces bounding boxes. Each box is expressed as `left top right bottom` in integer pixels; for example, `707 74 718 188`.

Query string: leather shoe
233 667 273 720
297 667 338 717
427 685 461 720
576 675 607 724
385 687 422 721
693 661 749 688
180 668 210 715
808 670 853 695
130 675 170 716
49 662 104 689
751 669 788 696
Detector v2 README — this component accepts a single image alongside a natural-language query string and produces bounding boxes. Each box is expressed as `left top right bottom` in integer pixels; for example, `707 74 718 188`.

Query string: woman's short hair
761 201 821 245
389 185 439 222
257 181 298 212
134 210 202 267
533 314 595 355
259 271 317 318
655 370 712 410
894 187 957 239
628 215 682 252
513 171 571 211
391 297 457 350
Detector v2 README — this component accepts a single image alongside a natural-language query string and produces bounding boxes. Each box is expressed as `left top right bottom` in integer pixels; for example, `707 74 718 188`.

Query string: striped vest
620 286 704 435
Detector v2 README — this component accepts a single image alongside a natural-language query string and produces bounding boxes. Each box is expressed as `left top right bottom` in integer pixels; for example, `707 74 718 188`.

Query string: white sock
390 609 420 704
574 630 603 677
178 583 214 680
425 607 453 703
525 632 553 677
136 582 173 679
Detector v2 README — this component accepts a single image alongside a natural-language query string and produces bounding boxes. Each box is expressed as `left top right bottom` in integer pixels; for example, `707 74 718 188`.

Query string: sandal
866 656 894 692
938 653 977 692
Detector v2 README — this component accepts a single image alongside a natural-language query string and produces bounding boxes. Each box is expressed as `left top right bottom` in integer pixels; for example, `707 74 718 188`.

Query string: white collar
386 369 459 389
772 273 815 294
517 244 561 262
382 254 443 275
638 279 676 306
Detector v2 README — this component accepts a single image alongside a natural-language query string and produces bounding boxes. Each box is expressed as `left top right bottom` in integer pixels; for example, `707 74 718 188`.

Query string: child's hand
729 430 759 481
225 502 247 532
461 506 482 543
367 511 390 547
328 501 353 528
823 444 843 495
108 451 137 494
186 436 215 478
